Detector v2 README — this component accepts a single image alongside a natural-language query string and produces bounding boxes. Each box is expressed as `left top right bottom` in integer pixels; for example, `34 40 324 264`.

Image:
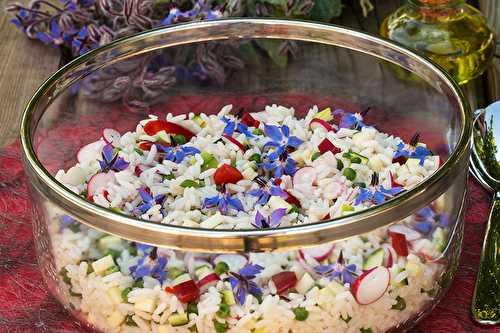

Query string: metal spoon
471 101 500 324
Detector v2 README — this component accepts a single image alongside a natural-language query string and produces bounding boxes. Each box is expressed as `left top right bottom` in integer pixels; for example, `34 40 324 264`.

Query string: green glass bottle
380 0 496 84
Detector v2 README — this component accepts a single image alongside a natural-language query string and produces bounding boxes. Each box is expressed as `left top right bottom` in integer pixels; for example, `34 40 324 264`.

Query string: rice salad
51 104 450 333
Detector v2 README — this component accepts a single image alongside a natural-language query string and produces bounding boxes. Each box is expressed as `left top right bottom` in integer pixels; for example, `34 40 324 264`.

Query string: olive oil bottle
380 0 495 85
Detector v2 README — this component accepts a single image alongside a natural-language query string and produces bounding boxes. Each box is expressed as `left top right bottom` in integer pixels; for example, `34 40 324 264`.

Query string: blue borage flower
261 151 297 178
228 264 264 305
333 110 367 129
59 215 78 232
315 261 357 285
202 190 244 214
355 186 404 206
129 247 168 283
160 2 222 26
262 124 303 155
222 116 254 138
253 208 287 229
134 187 166 216
156 143 200 164
98 144 130 172
393 142 410 160
412 206 450 235
248 177 288 205
36 18 77 46
410 146 432 166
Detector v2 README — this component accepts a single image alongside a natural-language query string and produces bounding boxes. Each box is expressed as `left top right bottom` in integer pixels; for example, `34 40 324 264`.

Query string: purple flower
134 187 166 215
315 263 357 285
159 3 222 26
222 116 254 138
410 146 432 166
262 124 303 154
252 208 286 229
354 186 404 206
261 151 297 178
129 248 168 283
156 144 200 163
228 264 264 305
412 206 450 235
334 110 366 129
202 190 244 214
72 26 98 55
98 144 130 172
393 142 410 160
35 18 76 46
248 177 288 205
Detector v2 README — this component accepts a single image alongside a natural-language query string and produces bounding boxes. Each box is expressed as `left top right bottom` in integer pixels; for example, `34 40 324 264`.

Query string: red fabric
0 95 496 332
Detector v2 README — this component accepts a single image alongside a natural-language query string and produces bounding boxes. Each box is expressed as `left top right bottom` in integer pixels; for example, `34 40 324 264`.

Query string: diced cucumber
222 289 236 306
97 236 123 254
296 273 315 294
201 152 218 171
92 255 115 274
314 107 333 122
432 227 447 252
341 204 354 212
168 312 189 326
172 273 192 286
168 267 186 280
195 266 212 279
363 248 384 271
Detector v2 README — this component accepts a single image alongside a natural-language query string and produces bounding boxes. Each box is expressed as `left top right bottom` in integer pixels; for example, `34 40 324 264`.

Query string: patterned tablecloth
0 96 497 332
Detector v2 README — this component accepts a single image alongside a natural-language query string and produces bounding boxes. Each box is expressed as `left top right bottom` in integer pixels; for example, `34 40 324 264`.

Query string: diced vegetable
268 196 292 211
213 254 248 272
293 167 317 190
172 273 192 286
97 235 123 254
222 134 246 151
87 172 116 199
197 273 220 292
180 179 203 188
134 298 156 313
318 138 341 155
295 273 315 294
214 261 230 276
363 248 384 271
91 255 115 274
248 153 261 163
213 164 243 185
310 118 333 132
168 312 189 326
311 151 321 161
315 107 333 121
168 267 185 280
173 134 187 145
388 231 409 257
187 302 199 314
213 319 229 333
171 279 200 303
292 307 309 321
77 140 105 164
217 303 231 318
342 168 357 181
222 289 236 306
121 287 132 302
143 120 195 140
241 113 260 127
391 296 406 310
271 271 298 294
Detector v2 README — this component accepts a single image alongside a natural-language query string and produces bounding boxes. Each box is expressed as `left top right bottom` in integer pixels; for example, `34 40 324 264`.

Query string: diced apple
296 273 315 294
134 298 156 313
107 286 122 304
91 255 115 274
268 196 292 211
406 261 423 277
106 310 125 327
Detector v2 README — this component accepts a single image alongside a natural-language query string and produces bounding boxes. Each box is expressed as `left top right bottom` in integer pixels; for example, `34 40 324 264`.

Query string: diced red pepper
392 156 408 165
389 231 408 257
222 134 247 151
170 280 199 303
241 113 260 128
138 141 155 151
322 213 331 220
213 164 243 185
284 190 301 207
143 120 195 140
272 271 298 295
165 286 174 293
318 138 341 155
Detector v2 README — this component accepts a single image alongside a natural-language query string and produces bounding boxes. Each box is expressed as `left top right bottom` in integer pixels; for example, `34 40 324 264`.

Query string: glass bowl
20 19 471 333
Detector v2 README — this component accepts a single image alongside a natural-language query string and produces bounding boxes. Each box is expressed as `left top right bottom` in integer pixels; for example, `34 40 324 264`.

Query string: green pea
311 151 322 161
350 156 362 164
343 167 356 181
133 279 144 288
292 307 309 321
173 134 187 145
187 302 199 315
391 296 406 310
214 262 230 276
217 303 230 318
336 159 344 171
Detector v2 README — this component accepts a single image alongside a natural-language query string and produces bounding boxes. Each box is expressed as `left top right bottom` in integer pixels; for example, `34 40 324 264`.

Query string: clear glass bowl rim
19 18 472 253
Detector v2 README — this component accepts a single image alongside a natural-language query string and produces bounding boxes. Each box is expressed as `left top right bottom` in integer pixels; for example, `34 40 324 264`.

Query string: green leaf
256 39 288 68
309 0 343 22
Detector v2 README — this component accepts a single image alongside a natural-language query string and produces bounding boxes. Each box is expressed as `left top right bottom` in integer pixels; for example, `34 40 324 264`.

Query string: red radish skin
388 224 421 241
77 140 106 163
86 172 115 199
143 120 195 140
309 118 333 132
381 244 397 268
171 280 199 303
222 134 247 151
299 243 335 262
318 138 341 155
213 164 243 185
272 271 298 294
196 273 220 291
392 156 408 165
389 172 403 188
285 191 301 207
102 128 121 145
241 113 260 128
138 141 155 151
352 266 390 305
389 231 409 257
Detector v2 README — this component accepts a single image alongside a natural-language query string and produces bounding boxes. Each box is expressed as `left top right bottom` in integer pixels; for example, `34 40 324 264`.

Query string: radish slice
87 172 115 198
388 224 421 241
381 244 397 268
299 243 334 262
213 254 248 272
102 128 121 146
196 273 220 292
352 266 390 305
222 134 246 151
293 167 317 190
309 118 333 132
77 140 105 164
